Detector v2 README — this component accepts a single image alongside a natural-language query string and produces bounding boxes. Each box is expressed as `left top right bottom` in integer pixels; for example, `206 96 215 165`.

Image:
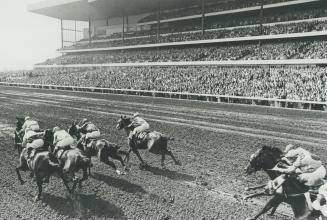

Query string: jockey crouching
21 116 40 149
24 129 44 160
77 118 100 147
273 144 326 210
52 126 75 161
128 112 150 142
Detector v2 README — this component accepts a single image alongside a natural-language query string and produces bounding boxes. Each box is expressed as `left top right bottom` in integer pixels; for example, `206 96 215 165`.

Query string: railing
0 82 325 111
34 59 327 68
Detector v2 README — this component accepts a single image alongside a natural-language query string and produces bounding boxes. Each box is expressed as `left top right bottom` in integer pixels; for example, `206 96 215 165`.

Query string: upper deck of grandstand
28 0 327 52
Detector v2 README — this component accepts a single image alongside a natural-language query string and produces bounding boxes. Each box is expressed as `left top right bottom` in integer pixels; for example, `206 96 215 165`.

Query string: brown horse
116 115 181 170
16 129 72 202
245 145 321 220
47 129 91 189
68 121 130 175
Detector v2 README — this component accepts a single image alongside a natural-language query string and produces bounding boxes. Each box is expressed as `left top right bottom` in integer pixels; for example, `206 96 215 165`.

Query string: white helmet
52 126 61 133
133 112 140 118
284 144 297 153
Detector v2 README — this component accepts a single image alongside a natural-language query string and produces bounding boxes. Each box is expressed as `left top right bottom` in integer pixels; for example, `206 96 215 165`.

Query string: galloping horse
47 129 91 189
68 121 129 175
245 145 321 220
14 117 25 155
116 115 181 169
16 129 72 202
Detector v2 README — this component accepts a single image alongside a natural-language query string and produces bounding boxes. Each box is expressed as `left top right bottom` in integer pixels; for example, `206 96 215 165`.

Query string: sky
0 0 60 71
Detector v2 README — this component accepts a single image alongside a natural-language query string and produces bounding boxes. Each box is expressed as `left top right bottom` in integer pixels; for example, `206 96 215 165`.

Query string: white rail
0 82 325 110
35 59 327 68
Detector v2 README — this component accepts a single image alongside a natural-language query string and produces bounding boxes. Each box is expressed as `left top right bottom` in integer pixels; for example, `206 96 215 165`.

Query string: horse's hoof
20 180 26 185
33 196 40 202
124 167 131 172
176 161 182 166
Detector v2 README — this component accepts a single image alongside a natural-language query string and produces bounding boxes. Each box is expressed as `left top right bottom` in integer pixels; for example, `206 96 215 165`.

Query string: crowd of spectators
82 7 327 43
66 19 327 50
42 40 327 65
1 65 326 101
139 0 297 23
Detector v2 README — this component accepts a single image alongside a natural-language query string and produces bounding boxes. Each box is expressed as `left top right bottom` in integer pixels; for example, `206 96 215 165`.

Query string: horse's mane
261 145 283 157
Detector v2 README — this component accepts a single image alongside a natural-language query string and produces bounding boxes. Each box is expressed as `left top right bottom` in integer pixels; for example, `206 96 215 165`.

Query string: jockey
21 116 41 148
25 129 45 159
128 112 150 140
77 118 100 145
312 183 327 218
273 144 326 210
52 126 75 157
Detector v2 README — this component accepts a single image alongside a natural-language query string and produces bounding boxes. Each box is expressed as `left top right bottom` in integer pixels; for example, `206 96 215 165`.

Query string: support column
88 16 92 46
60 19 64 48
201 0 205 36
157 0 161 42
74 20 77 44
122 15 125 43
259 0 264 35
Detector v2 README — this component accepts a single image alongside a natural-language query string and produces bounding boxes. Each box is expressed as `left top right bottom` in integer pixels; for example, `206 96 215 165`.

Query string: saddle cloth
134 131 149 141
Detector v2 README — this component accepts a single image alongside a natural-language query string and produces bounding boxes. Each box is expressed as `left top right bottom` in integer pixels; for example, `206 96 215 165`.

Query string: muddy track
2 86 326 219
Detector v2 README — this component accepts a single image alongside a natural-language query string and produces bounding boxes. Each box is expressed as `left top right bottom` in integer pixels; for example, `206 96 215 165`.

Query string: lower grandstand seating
1 66 326 101
41 40 326 65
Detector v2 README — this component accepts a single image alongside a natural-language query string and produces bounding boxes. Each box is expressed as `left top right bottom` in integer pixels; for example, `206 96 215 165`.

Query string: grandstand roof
27 0 198 21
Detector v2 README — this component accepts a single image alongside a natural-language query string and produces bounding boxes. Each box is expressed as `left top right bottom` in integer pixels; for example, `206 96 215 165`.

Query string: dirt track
1 86 327 219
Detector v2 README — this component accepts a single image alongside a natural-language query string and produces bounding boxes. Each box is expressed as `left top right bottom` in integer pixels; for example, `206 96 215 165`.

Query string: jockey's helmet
81 118 89 124
133 112 140 118
25 116 31 121
284 144 297 153
52 126 61 133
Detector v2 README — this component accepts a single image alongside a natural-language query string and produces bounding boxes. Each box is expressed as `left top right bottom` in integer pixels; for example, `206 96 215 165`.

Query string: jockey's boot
304 192 313 210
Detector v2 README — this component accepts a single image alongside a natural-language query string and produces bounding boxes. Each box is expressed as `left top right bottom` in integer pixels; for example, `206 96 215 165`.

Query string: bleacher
3 0 327 109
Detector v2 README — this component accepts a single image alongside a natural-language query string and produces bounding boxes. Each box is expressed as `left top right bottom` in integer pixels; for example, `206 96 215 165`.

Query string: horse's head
116 115 132 130
43 129 54 149
15 116 25 131
245 145 283 175
68 120 81 140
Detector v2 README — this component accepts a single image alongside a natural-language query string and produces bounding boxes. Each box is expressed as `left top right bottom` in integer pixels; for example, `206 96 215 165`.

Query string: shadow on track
92 172 147 194
144 165 196 182
42 193 126 219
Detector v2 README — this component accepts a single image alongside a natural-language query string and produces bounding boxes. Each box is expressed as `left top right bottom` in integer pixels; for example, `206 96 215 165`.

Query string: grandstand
2 0 327 109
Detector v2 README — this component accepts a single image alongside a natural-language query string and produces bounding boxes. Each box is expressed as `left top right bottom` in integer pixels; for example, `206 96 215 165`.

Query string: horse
14 117 25 155
47 129 92 189
245 145 321 220
116 115 181 170
68 121 129 175
15 129 72 202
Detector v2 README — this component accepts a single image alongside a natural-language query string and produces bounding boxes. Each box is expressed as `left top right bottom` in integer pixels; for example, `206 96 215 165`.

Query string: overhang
27 0 199 21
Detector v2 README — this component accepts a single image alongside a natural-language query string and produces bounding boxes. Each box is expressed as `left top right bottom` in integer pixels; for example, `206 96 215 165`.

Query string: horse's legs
16 166 25 185
133 149 146 169
245 196 282 220
268 205 278 216
87 156 92 176
166 150 181 166
16 156 27 185
245 184 267 191
99 151 122 175
57 169 71 193
161 152 166 169
78 168 88 188
34 177 43 202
